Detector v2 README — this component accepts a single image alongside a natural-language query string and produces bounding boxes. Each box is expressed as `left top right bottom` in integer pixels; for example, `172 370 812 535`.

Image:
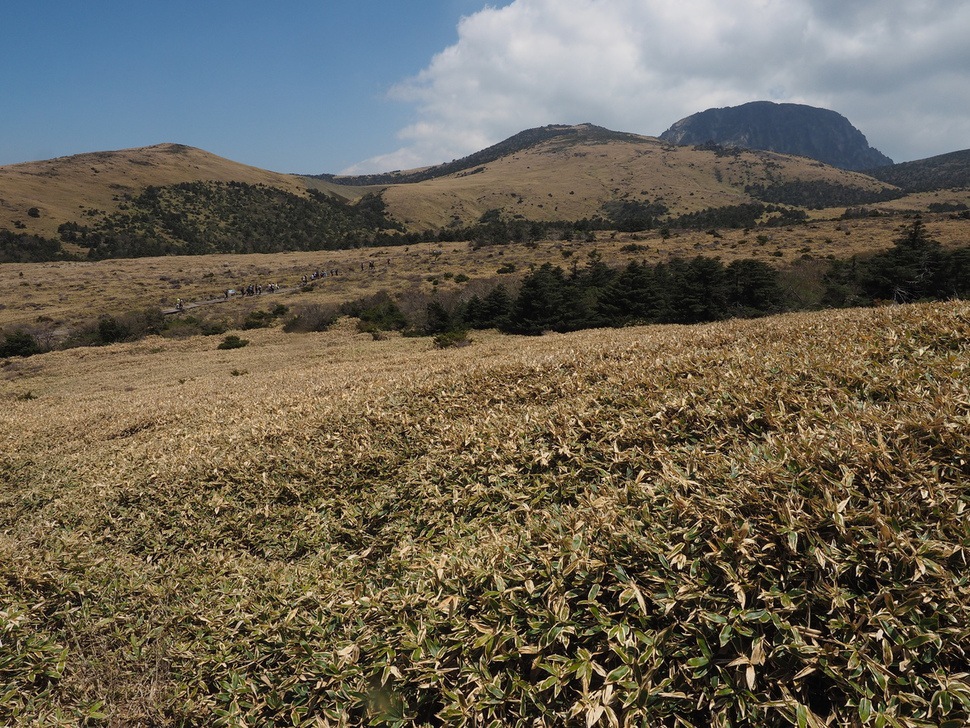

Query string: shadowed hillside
867 149 970 192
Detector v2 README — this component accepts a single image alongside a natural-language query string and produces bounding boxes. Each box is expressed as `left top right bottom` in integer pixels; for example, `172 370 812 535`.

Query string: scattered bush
241 305 289 330
162 315 228 338
341 292 408 333
0 330 42 358
432 329 471 348
282 305 339 333
217 334 249 350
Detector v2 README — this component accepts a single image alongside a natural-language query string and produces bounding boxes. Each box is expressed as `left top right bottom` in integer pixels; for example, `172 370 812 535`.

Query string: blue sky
3 1 968 174
1 1 493 172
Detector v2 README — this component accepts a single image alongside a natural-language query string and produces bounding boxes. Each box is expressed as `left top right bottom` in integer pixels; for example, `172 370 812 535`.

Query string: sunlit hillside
1 300 967 725
379 127 898 228
0 144 363 241
2 208 969 337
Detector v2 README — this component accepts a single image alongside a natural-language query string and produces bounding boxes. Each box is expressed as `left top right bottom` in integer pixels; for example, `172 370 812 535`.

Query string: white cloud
346 0 970 173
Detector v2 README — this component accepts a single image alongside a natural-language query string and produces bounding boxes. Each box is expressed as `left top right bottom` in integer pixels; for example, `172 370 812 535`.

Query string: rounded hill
660 101 893 171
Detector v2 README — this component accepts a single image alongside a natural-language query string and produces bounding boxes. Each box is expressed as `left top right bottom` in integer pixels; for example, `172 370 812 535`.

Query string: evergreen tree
660 257 729 323
725 259 785 316
860 215 944 302
596 261 661 326
424 299 453 334
504 264 571 335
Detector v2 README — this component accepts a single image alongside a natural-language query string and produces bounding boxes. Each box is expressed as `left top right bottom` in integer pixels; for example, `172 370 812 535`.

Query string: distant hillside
867 149 970 192
0 144 392 260
59 181 402 259
0 127 925 260
314 124 647 186
0 143 366 241
660 101 893 171
377 125 899 229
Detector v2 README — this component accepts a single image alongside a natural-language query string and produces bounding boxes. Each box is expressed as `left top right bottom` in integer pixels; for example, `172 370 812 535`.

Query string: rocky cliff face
660 101 893 171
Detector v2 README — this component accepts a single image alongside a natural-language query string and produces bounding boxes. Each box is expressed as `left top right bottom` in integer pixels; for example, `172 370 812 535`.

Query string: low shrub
433 329 471 349
0 329 42 358
216 334 249 350
282 305 339 333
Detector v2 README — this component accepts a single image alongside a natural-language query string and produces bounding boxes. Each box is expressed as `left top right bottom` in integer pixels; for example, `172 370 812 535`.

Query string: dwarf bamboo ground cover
1 302 968 726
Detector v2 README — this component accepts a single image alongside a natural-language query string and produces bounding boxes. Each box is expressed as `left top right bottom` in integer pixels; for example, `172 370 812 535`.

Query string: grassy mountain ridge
867 149 970 192
314 123 649 186
0 143 367 241
377 132 899 229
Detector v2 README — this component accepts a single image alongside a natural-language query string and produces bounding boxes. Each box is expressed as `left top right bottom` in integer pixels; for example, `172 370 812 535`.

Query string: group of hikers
302 268 341 284
224 282 281 299
171 259 391 313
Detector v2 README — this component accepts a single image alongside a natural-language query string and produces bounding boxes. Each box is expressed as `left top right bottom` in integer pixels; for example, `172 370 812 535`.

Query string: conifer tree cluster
429 254 786 336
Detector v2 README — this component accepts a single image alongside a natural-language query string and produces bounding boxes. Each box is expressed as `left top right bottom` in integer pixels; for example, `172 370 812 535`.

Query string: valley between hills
1 114 969 726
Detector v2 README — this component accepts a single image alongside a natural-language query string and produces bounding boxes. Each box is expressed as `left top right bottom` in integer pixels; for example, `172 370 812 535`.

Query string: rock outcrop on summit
660 101 893 171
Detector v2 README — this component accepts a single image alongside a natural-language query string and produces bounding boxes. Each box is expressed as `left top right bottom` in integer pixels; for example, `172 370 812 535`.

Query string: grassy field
1 298 968 725
2 212 968 336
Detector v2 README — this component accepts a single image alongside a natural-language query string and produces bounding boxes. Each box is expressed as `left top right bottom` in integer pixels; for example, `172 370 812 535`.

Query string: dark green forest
56 182 404 259
0 229 74 263
424 217 970 337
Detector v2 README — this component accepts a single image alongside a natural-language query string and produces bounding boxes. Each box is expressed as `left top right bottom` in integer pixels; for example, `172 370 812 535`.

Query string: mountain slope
867 149 970 192
3 300 968 724
660 101 893 171
316 124 648 186
378 124 899 228
0 144 364 241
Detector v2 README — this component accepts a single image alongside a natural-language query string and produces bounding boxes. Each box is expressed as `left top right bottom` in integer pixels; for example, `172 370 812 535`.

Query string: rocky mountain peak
660 101 893 171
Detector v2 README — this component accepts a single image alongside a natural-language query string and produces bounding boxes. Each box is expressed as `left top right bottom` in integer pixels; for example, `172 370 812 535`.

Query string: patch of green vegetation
0 229 72 263
217 334 249 350
0 329 43 358
340 291 408 333
745 180 903 208
282 304 339 333
241 304 289 330
56 182 404 259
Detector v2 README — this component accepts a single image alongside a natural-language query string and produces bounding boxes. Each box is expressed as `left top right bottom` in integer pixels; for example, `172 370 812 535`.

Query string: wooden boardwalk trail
160 287 298 316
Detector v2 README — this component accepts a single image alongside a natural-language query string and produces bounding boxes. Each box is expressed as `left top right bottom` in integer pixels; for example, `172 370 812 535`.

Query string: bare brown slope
0 144 364 239
380 129 898 228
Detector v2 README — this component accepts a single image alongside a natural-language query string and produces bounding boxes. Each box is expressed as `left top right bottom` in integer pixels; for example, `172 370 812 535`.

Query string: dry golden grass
2 211 967 335
380 134 896 228
1 300 968 725
0 144 363 240
1 134 911 241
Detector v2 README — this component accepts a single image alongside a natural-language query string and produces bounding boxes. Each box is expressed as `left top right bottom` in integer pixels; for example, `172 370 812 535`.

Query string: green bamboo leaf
605 664 631 683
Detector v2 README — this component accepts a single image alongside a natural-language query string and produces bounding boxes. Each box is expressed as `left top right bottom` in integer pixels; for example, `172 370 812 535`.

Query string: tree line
422 216 969 337
2 218 967 358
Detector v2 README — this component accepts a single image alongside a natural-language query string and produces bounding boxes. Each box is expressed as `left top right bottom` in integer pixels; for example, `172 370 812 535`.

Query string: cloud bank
346 0 970 173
